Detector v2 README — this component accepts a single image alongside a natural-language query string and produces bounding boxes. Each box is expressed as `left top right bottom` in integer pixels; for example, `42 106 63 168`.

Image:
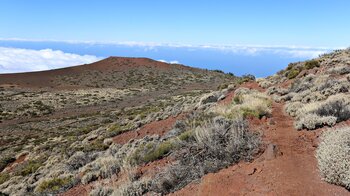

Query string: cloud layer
0 47 101 73
0 38 343 59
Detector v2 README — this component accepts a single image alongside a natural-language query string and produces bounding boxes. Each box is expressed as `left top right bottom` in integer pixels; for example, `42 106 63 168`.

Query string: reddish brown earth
240 82 264 92
219 90 234 105
170 100 349 196
113 114 185 145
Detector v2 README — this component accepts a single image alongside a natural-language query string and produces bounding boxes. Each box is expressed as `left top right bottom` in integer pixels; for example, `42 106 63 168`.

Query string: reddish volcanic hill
0 57 229 90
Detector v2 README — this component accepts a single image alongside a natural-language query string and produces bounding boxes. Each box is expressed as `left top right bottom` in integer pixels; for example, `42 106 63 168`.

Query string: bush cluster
151 116 260 194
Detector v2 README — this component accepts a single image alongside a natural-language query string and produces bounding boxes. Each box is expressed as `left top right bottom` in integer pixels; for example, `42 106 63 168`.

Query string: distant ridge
0 56 230 90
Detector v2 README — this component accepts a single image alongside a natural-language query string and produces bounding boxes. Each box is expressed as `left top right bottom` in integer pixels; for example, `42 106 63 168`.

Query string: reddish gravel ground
113 114 185 145
170 84 349 196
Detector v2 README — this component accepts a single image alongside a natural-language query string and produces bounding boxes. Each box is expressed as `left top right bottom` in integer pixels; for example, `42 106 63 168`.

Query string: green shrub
36 176 73 193
143 141 174 163
304 60 320 69
81 139 109 152
0 172 10 185
129 141 175 165
15 160 43 176
286 62 296 70
217 83 228 90
178 131 194 141
107 123 133 135
213 69 224 74
233 95 243 104
287 69 300 79
240 107 261 118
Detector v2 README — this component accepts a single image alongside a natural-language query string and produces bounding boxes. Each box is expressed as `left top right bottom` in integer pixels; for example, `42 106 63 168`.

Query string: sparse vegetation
35 176 75 193
2 49 350 195
151 116 261 194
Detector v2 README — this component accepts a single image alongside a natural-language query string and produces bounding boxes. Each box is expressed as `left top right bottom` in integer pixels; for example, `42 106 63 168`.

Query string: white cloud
0 47 102 73
0 38 346 63
157 59 180 64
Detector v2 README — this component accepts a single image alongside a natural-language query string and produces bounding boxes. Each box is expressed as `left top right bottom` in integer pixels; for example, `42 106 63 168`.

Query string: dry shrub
151 116 260 194
326 65 350 75
295 114 336 130
80 156 120 184
66 151 93 170
213 88 271 119
112 178 151 196
295 94 350 130
89 186 113 196
257 78 273 88
316 127 350 189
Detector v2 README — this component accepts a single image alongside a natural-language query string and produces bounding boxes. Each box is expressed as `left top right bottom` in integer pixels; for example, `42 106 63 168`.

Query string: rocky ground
1 50 350 195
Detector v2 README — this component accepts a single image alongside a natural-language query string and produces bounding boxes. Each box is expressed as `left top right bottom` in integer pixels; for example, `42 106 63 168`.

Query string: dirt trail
171 101 349 196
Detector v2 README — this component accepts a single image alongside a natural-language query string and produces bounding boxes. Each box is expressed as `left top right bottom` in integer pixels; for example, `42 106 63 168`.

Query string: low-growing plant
316 127 350 190
287 68 300 79
89 186 113 196
214 88 271 120
81 139 109 152
35 176 74 194
295 94 350 130
0 172 10 185
178 130 194 141
80 156 120 185
107 123 133 135
15 159 43 176
304 60 320 69
295 114 336 130
128 141 175 165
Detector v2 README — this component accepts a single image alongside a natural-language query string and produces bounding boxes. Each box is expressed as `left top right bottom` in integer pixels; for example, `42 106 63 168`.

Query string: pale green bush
295 114 336 130
316 127 350 189
294 94 350 130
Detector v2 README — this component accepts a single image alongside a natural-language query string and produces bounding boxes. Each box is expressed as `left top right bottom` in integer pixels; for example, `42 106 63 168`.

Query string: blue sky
0 0 349 76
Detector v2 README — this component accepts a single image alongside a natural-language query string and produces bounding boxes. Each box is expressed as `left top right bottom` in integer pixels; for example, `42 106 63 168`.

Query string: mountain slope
0 57 230 90
1 50 350 195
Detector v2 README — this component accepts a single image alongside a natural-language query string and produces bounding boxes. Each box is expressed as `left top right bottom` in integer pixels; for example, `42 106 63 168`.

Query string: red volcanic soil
113 114 186 145
170 87 349 195
0 57 196 89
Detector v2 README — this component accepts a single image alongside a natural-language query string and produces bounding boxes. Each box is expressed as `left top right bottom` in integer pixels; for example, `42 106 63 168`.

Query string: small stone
264 143 280 160
268 119 276 125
